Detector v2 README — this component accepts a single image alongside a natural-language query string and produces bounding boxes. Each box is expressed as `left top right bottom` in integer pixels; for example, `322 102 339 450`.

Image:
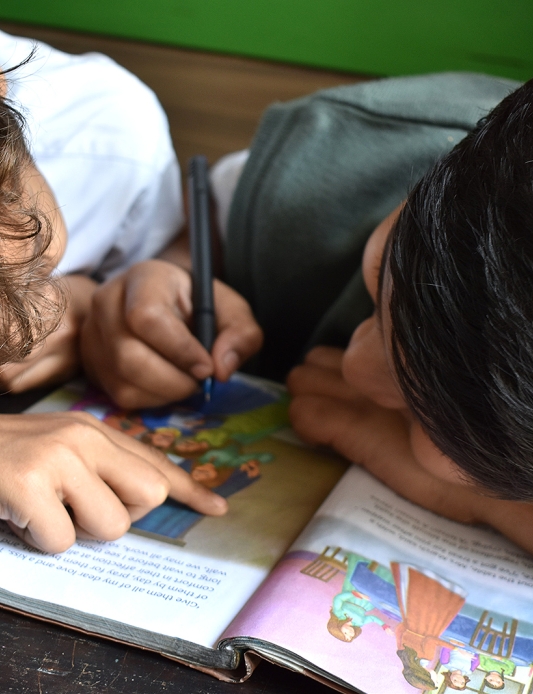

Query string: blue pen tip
203 377 213 402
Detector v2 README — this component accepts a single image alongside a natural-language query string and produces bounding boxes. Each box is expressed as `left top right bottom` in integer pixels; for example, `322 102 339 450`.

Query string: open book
1 374 533 694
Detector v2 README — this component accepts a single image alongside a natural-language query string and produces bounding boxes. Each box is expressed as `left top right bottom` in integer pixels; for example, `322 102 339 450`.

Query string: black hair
389 78 533 500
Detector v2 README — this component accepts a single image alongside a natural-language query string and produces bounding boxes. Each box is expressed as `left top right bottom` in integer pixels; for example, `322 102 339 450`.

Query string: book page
223 465 533 693
0 375 346 649
0 526 264 647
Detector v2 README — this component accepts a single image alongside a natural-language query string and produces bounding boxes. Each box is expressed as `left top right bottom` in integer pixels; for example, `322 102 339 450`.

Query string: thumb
211 280 263 380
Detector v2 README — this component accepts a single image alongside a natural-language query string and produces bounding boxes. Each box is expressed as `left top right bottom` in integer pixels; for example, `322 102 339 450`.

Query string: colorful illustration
326 551 394 642
391 561 467 688
223 545 533 694
69 377 288 545
436 647 476 690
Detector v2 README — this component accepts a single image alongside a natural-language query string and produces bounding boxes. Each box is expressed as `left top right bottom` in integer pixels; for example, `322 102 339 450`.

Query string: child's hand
287 346 533 554
80 260 263 408
0 411 227 553
0 275 97 393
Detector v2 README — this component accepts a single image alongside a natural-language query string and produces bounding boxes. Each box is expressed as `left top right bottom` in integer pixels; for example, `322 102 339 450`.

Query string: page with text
223 466 533 693
0 376 346 648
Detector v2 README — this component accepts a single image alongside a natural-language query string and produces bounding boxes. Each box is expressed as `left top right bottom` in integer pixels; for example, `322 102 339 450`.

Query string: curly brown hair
0 56 66 365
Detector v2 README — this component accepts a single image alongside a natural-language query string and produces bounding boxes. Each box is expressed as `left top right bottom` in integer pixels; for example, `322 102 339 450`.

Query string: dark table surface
0 609 333 694
0 390 333 694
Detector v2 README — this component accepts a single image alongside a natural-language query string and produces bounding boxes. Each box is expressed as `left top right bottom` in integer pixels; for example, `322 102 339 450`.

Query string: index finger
99 423 228 517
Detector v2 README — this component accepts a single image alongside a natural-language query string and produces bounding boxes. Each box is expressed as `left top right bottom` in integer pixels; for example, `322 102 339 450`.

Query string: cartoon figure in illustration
102 410 148 438
68 378 286 543
440 670 470 691
439 646 479 690
396 646 437 691
141 427 181 452
482 670 506 690
391 562 466 687
191 445 273 488
327 593 387 642
173 438 210 456
479 653 516 690
132 443 274 541
327 552 395 642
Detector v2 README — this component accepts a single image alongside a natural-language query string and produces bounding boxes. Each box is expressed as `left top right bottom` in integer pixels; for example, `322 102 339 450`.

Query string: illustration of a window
300 546 348 582
470 610 517 658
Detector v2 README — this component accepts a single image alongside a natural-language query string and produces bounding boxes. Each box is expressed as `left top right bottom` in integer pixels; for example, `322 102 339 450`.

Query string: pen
188 155 216 402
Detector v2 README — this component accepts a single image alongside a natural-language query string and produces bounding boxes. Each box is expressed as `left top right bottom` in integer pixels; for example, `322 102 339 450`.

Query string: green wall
1 0 532 81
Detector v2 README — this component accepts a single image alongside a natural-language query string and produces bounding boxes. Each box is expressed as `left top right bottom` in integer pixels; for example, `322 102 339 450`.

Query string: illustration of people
439 646 479 690
391 562 466 679
102 410 148 438
173 438 210 456
68 378 282 543
190 446 274 492
239 459 261 478
327 592 388 642
133 443 274 541
190 462 219 485
479 654 516 690
141 427 181 452
327 552 395 642
396 646 437 691
482 670 506 690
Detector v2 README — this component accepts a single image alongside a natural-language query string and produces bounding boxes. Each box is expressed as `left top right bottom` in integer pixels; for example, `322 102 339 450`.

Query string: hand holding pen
79 157 263 410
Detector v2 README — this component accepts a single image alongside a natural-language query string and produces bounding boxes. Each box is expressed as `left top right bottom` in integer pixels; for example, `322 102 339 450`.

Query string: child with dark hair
286 77 533 552
3 27 533 556
483 670 506 690
479 653 516 689
219 72 533 554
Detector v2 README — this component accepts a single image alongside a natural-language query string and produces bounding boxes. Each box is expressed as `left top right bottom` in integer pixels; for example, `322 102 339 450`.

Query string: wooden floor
0 21 368 168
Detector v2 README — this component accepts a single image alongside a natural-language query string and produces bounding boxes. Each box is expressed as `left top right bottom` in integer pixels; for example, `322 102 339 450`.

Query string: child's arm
79 233 263 409
0 410 227 553
287 346 533 555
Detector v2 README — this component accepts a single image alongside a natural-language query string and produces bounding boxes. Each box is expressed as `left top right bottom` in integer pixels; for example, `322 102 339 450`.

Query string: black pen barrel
188 155 215 352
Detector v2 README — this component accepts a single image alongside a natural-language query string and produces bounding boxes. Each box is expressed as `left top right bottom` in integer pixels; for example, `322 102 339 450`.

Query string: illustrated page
0 375 346 648
223 465 533 693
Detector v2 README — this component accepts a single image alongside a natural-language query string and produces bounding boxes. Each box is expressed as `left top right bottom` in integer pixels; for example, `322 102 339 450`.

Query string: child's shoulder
0 29 168 167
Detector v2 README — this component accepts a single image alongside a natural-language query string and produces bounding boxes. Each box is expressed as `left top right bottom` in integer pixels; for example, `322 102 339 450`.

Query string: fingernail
212 495 228 513
222 350 239 372
191 363 212 380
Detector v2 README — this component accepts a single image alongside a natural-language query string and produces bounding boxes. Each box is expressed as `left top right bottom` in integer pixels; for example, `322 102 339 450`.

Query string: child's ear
0 73 6 98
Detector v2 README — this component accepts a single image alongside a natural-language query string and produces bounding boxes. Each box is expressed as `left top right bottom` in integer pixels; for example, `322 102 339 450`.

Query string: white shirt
0 30 184 280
